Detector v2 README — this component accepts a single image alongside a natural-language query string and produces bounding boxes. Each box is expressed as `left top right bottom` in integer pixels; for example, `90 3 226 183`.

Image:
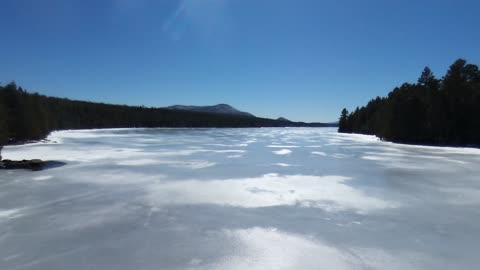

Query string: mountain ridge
165 104 254 117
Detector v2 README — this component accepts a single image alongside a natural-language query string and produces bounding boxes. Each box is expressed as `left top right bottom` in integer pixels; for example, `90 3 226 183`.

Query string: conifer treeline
0 83 328 147
338 59 480 146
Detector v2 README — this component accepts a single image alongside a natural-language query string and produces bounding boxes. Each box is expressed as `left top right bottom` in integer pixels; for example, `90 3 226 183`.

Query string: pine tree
418 66 439 90
338 108 349 133
418 67 434 85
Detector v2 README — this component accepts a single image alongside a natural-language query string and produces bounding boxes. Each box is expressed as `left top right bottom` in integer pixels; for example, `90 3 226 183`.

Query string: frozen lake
1 127 480 269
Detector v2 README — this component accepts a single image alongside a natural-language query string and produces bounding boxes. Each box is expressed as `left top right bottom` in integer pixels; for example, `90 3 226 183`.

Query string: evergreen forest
338 59 480 147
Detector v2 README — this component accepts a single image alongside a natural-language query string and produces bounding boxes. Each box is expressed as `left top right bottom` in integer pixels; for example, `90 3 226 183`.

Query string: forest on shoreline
0 83 331 152
338 59 480 147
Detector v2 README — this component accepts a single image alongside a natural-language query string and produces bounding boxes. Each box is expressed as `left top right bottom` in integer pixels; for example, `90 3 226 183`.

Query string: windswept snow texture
1 128 480 270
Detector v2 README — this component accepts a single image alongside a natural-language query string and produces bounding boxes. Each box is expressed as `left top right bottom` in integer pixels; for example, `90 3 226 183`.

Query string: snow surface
1 127 480 269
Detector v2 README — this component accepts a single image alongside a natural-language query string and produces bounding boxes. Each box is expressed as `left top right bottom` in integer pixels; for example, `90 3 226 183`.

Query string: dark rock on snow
0 159 47 171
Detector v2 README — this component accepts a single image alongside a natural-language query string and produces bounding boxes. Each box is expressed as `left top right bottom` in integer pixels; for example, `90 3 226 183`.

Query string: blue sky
1 0 479 122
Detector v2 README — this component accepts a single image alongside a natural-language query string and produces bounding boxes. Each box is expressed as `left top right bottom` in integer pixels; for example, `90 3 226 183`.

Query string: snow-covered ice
1 127 480 269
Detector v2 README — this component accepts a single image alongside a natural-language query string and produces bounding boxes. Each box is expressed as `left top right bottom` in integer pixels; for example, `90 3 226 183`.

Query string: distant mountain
165 104 254 117
277 117 291 122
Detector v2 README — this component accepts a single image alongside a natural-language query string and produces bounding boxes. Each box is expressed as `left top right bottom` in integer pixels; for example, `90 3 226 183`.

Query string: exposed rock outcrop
0 159 47 171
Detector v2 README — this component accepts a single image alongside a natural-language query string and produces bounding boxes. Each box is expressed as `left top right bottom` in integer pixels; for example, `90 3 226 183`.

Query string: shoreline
338 131 480 151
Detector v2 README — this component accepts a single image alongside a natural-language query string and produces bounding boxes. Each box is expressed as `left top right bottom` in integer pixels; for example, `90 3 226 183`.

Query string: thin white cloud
162 0 230 41
162 1 186 32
